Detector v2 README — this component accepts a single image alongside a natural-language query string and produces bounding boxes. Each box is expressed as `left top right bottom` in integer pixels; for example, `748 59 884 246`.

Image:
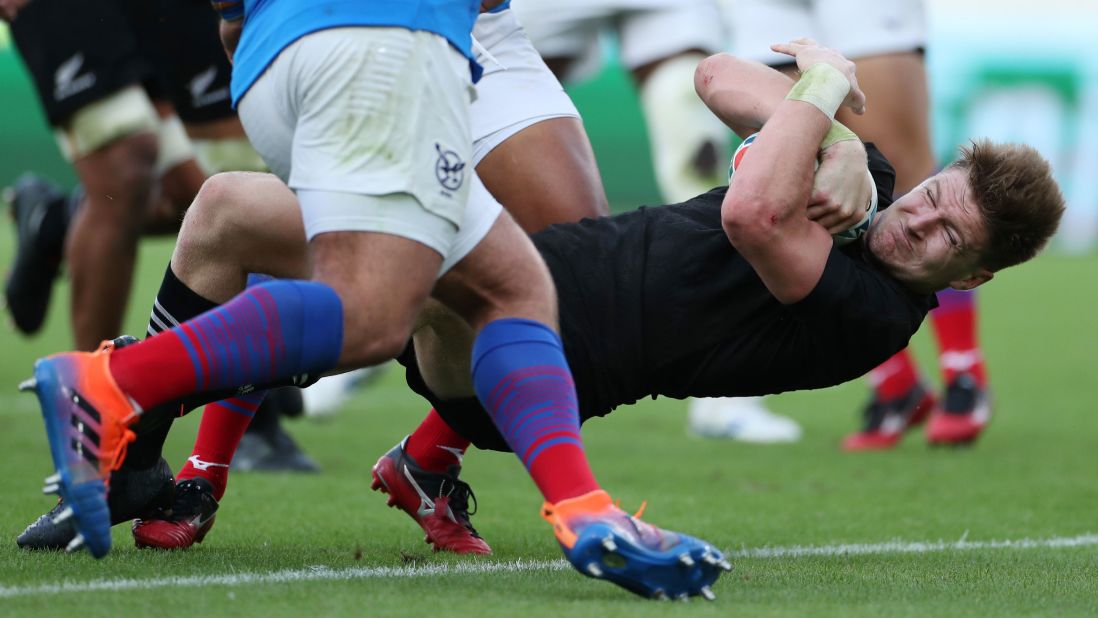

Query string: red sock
931 290 986 387
869 348 920 400
110 332 197 411
528 443 600 504
176 394 264 501
404 408 471 473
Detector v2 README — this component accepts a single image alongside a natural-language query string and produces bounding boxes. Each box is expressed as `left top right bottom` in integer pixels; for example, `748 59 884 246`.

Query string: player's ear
949 268 993 291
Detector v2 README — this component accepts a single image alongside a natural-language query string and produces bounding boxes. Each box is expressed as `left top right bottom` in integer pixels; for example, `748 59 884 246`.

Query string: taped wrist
786 64 851 119
820 120 859 150
211 0 243 22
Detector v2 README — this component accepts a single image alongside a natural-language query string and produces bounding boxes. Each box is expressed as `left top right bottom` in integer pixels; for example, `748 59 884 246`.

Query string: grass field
1 220 1096 616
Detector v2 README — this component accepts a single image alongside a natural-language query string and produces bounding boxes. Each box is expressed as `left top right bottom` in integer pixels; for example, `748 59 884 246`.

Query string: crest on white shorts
435 143 466 193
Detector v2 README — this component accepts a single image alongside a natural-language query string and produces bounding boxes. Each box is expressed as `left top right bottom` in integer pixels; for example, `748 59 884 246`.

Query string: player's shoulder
797 242 935 327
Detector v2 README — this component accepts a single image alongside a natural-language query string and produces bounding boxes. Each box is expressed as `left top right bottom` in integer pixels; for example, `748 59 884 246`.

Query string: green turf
0 218 1096 616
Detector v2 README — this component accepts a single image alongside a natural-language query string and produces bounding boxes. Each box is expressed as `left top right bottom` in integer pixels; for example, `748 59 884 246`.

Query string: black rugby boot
3 174 71 334
17 457 175 550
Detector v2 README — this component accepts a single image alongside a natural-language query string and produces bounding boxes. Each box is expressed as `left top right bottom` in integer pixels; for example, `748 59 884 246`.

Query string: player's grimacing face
864 169 992 293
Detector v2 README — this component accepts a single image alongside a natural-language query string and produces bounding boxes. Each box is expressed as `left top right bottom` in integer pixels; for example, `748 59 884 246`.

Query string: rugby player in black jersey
18 41 1063 559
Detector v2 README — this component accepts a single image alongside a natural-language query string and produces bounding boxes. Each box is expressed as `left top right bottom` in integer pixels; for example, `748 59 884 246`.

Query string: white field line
1 533 1095 599
727 532 1098 558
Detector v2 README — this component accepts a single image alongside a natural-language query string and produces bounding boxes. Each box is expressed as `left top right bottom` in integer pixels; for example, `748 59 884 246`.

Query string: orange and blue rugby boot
541 490 731 600
20 337 141 558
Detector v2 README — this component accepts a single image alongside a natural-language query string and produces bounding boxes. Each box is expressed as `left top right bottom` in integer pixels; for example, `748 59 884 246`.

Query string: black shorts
156 0 234 124
11 0 233 127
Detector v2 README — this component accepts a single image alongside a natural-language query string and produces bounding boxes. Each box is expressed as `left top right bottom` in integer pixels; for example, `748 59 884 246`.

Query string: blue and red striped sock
109 280 343 411
471 318 599 504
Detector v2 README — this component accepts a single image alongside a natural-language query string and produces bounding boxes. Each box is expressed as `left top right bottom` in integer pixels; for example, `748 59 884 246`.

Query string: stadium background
1 2 1096 615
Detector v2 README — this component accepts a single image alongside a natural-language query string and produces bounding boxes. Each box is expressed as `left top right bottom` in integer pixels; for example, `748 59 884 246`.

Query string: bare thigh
418 210 557 398
311 228 444 370
476 117 608 232
836 52 934 195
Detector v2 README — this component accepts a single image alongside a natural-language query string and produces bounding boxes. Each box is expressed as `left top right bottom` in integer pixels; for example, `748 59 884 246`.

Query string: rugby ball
728 132 877 246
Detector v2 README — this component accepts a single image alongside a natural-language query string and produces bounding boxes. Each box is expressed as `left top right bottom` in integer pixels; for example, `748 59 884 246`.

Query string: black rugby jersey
410 145 938 451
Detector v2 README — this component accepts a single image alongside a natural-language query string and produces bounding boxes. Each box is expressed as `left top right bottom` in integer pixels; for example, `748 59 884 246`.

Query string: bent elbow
694 53 735 103
721 194 784 247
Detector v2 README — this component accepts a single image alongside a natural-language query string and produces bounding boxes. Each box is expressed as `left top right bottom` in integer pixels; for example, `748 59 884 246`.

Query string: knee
106 132 159 194
80 133 159 220
173 172 252 271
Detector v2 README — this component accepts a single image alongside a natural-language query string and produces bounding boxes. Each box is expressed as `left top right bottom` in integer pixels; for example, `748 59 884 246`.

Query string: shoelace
439 476 482 536
169 480 216 520
612 498 648 519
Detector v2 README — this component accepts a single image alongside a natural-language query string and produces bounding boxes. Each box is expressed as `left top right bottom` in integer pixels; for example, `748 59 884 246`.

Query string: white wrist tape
820 120 859 150
786 64 851 119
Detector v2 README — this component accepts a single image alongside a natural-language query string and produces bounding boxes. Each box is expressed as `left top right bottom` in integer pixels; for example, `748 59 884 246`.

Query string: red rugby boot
926 373 991 446
132 477 218 549
843 383 935 451
371 437 491 555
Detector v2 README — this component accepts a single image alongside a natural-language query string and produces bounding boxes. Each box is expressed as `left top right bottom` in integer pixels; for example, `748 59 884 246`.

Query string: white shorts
511 0 725 72
238 27 474 258
725 0 926 64
470 8 579 163
294 175 502 278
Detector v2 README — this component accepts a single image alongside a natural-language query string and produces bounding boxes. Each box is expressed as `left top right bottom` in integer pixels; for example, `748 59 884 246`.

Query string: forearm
724 100 832 231
695 53 795 139
715 40 865 303
722 54 861 233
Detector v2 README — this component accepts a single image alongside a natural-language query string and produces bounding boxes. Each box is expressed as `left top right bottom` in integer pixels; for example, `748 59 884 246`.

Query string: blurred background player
3 0 260 349
2 0 313 470
716 0 990 448
511 0 731 205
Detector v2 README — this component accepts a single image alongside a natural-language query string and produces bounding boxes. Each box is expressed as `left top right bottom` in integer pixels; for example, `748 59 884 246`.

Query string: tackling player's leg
381 7 610 555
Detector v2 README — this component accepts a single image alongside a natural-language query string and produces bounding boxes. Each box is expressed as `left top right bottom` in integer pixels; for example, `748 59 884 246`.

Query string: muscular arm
695 47 863 303
721 100 834 303
694 53 795 140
